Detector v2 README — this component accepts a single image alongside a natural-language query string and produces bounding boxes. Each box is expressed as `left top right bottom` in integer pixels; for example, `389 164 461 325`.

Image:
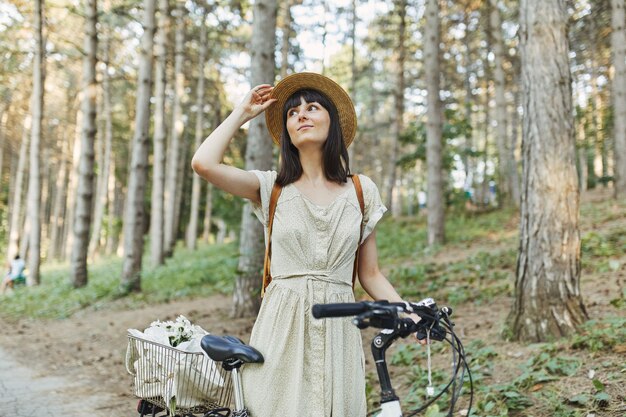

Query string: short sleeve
358 174 388 243
249 170 277 226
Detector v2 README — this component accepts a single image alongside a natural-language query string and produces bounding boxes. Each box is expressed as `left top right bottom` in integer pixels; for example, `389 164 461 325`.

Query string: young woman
192 72 420 417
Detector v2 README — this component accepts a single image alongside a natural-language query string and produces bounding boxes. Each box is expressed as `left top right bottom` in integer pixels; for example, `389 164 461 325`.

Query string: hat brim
265 72 357 148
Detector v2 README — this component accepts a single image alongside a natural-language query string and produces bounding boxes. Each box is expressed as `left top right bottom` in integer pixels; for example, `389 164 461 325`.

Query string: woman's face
285 97 331 150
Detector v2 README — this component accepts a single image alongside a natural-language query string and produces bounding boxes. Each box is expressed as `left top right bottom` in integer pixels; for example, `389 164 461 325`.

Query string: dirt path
0 296 255 416
0 345 113 416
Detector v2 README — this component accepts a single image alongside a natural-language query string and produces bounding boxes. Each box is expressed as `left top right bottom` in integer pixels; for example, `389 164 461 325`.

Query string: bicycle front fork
372 331 403 417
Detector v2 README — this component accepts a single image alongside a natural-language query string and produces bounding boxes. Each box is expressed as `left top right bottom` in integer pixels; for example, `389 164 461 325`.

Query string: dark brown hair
275 89 351 186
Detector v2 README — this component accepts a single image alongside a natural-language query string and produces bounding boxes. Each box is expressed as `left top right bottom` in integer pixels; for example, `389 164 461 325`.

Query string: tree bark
89 25 113 259
71 0 98 288
164 0 186 256
489 0 514 205
186 7 208 250
348 0 357 169
7 116 29 260
26 0 45 285
48 136 69 259
424 0 445 245
202 183 213 242
106 158 122 255
508 57 521 206
150 0 169 266
279 0 295 79
64 100 83 259
120 0 156 292
232 0 278 318
612 0 626 197
507 0 587 342
0 109 6 196
462 7 474 187
384 0 406 217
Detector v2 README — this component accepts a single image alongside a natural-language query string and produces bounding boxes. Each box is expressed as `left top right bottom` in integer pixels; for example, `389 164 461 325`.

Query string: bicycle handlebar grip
312 302 369 318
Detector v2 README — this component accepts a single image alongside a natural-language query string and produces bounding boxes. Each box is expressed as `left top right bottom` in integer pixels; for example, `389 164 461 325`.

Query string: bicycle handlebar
312 298 452 342
311 301 371 318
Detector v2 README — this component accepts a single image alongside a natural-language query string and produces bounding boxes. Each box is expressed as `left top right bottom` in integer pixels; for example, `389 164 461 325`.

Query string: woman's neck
298 149 325 184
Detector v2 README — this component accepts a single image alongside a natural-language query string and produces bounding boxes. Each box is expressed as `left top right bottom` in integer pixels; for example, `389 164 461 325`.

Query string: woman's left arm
358 231 426 342
357 230 404 302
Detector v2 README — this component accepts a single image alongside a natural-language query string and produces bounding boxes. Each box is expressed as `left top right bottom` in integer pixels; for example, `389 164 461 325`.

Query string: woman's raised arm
191 84 276 204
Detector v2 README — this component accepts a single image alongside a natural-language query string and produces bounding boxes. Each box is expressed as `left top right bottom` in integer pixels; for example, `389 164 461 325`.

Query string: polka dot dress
241 170 387 417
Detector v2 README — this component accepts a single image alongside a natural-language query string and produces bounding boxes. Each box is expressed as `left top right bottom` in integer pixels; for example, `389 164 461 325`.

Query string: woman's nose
298 111 308 121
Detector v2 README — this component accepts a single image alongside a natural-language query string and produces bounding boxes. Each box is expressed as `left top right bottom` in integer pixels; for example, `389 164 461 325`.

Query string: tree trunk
173 132 187 245
507 0 587 342
279 0 295 79
508 58 521 206
150 0 169 266
7 117 29 259
489 0 514 205
424 0 445 245
0 110 6 196
48 137 69 259
186 7 208 250
120 0 156 292
612 0 626 197
202 183 213 242
462 8 474 188
64 102 83 259
71 0 98 288
106 158 122 255
40 147 52 257
384 0 406 217
232 0 278 318
89 27 113 259
26 0 45 286
347 0 357 169
164 0 186 256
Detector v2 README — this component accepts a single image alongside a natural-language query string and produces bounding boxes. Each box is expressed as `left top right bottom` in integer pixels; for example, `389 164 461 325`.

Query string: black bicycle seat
201 334 264 364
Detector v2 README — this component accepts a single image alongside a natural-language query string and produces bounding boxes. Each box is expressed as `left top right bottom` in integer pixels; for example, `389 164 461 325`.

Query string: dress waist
272 271 352 287
267 272 354 302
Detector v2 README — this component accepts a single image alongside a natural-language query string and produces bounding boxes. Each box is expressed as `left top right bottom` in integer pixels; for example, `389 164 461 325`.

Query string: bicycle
129 297 472 417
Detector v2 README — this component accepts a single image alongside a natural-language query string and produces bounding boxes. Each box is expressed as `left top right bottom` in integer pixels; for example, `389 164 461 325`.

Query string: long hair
275 89 351 186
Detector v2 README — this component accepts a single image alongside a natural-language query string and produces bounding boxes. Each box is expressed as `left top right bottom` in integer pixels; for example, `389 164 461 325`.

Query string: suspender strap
351 174 366 289
261 175 365 297
261 183 283 297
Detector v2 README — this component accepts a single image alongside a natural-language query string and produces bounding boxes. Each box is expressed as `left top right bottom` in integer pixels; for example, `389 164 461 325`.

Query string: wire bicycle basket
126 333 235 416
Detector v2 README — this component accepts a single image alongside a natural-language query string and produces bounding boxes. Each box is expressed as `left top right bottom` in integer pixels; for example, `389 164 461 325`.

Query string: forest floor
0 187 624 417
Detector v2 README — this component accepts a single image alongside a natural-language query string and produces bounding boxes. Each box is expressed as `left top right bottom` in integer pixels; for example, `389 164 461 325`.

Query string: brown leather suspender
261 183 283 297
261 175 366 297
350 174 365 288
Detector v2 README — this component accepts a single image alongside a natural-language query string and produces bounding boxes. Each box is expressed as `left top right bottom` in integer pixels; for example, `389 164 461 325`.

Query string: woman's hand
409 313 429 346
237 84 277 122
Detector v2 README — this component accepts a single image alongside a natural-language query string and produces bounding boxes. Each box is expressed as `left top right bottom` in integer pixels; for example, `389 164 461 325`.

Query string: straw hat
265 72 357 147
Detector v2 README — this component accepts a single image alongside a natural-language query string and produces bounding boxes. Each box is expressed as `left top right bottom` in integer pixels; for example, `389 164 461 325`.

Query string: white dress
242 170 387 417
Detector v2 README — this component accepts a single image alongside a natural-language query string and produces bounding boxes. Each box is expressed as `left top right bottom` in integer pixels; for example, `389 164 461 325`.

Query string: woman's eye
308 105 318 111
288 110 297 117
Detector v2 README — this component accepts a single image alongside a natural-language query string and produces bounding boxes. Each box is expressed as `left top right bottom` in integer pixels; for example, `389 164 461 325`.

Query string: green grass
376 207 517 264
0 242 238 319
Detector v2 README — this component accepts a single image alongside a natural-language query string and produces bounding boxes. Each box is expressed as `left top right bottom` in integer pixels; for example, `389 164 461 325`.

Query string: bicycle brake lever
415 323 446 341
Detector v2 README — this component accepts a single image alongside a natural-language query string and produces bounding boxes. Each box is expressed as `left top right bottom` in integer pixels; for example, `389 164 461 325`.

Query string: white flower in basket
126 315 225 411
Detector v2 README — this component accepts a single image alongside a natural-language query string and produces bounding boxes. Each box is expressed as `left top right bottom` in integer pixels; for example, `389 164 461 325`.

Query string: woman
192 72 418 417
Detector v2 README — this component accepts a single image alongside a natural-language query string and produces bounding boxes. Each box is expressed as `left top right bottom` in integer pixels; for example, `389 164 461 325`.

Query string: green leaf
568 394 589 405
425 404 444 417
594 392 610 401
592 378 605 391
484 401 496 411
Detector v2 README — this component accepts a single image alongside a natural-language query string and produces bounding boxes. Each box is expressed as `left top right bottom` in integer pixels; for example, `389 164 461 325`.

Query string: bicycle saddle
201 334 264 364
